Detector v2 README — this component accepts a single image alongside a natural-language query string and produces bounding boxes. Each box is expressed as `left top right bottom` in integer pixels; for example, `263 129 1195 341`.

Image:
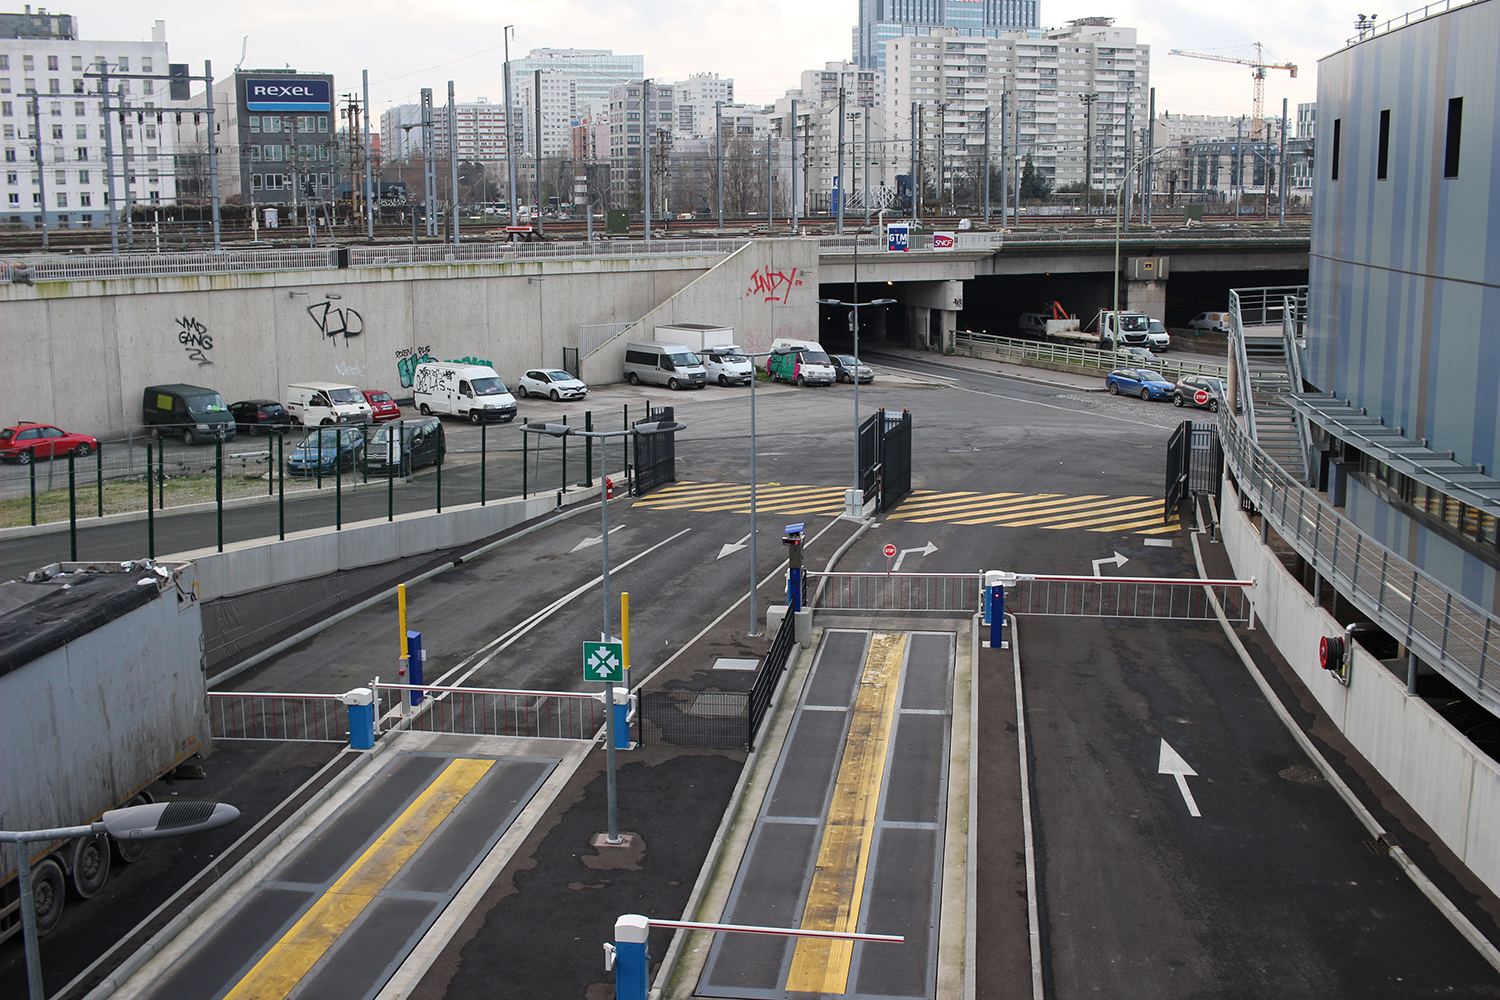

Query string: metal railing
208 692 348 742
375 682 605 741
1281 293 1318 484
1008 575 1254 622
954 331 1228 381
1227 290 1260 439
808 572 984 613
1219 408 1500 716
1343 0 1485 45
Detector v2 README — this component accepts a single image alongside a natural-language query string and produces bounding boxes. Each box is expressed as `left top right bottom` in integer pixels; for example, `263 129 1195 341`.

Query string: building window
50 101 61 117
0 102 9 117
141 57 152 73
76 147 86 160
55 169 65 184
74 101 84 116
56 192 66 207
51 125 62 139
47 56 58 71
251 173 262 190
75 125 85 139
6 193 15 205
49 79 59 94
1330 118 1341 181
1376 109 1390 179
117 57 129 71
0 56 7 71
71 56 82 71
142 80 153 95
79 169 88 183
1444 97 1462 178
249 116 259 132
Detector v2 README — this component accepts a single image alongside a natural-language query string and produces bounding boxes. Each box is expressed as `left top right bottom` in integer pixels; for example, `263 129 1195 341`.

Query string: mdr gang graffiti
0 239 819 434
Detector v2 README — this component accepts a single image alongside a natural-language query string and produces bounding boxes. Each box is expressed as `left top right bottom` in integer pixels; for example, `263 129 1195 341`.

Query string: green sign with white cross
583 641 625 683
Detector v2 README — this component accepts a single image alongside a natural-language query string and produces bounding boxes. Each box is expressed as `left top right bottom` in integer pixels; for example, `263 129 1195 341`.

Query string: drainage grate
1364 839 1391 856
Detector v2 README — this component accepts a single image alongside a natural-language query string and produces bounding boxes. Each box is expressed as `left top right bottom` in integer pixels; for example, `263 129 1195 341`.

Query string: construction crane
1169 44 1297 139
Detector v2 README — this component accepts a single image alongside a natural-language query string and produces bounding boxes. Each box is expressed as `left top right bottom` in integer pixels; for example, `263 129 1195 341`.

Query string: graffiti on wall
395 344 435 388
175 316 214 366
308 300 364 340
746 265 802 303
335 360 369 379
444 355 494 368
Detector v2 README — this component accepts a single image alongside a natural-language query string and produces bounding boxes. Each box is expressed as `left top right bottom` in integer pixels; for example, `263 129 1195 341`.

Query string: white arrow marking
1158 739 1201 817
891 541 938 571
1091 551 1129 577
571 524 625 553
717 531 753 559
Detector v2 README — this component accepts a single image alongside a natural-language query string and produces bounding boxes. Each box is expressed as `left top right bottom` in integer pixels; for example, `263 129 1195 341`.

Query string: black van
143 384 237 444
359 417 446 476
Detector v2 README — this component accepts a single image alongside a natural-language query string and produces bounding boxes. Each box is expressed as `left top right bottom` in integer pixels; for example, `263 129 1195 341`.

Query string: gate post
406 631 425 706
984 570 1013 647
343 688 375 750
612 915 651 1000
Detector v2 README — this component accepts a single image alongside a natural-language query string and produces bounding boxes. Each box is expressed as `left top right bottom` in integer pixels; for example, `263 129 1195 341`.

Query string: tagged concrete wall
1222 481 1500 897
0 240 817 435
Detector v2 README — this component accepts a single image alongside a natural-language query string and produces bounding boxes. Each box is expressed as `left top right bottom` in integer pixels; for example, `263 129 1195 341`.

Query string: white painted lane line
1158 739 1202 818
1143 538 1174 548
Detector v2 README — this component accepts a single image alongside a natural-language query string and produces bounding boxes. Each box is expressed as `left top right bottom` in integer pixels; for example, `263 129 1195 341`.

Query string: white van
700 344 754 386
412 362 518 423
622 342 707 390
767 338 837 386
285 382 373 426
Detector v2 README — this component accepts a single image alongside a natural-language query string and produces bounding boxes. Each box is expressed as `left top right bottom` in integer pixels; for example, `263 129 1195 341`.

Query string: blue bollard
343 688 375 749
983 571 1012 647
613 914 651 1000
613 688 633 750
407 631 424 706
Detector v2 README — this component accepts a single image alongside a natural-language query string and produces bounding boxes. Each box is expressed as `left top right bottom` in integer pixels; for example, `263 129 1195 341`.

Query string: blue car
1105 367 1176 401
286 426 365 475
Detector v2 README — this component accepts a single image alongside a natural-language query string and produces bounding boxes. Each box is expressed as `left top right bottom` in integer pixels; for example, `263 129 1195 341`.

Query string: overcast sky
68 0 1350 120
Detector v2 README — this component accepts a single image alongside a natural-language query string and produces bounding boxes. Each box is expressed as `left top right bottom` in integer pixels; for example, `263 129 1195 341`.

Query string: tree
457 160 489 204
1020 154 1052 202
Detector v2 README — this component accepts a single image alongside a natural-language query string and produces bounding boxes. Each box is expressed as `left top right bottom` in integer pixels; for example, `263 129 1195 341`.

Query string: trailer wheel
70 833 111 899
30 858 66 936
111 794 151 863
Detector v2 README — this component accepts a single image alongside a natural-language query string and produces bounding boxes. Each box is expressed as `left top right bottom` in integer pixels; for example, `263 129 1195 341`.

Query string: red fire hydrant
606 476 615 500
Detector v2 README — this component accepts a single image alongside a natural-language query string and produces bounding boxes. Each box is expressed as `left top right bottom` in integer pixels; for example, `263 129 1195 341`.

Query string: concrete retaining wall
1222 482 1500 896
180 490 560 602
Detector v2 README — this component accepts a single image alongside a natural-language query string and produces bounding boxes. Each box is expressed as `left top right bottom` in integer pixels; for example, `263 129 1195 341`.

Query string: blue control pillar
613 914 651 1000
613 687 634 750
983 571 1014 648
406 630 424 705
784 522 805 612
343 687 375 750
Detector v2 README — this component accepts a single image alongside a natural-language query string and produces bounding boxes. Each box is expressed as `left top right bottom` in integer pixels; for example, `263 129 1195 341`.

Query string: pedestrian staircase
1228 288 1314 484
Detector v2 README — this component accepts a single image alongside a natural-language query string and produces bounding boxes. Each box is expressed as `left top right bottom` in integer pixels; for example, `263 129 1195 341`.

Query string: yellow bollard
398 584 409 659
621 592 631 676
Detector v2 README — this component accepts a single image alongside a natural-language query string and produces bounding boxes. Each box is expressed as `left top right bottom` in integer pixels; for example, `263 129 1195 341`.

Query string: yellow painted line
1002 503 1164 530
785 633 907 995
886 491 1034 518
1127 523 1181 535
946 496 1123 526
921 493 1104 521
222 758 494 1000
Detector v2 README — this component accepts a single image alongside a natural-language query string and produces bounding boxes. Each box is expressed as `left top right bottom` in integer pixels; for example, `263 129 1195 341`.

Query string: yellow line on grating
785 633 907 995
221 758 494 1000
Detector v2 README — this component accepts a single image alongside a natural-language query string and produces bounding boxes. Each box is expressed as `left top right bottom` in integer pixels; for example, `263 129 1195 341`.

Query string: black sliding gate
1165 420 1223 523
632 406 677 496
858 408 913 513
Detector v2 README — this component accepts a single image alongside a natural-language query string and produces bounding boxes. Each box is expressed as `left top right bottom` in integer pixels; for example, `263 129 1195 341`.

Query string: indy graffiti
175 316 214 366
746 265 802 303
308 301 364 340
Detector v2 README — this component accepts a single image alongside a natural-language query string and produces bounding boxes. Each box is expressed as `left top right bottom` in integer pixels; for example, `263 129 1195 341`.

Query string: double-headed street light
738 347 794 635
523 417 686 845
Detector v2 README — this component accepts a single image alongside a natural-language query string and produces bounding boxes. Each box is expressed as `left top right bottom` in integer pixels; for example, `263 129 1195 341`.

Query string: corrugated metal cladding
1308 0 1500 475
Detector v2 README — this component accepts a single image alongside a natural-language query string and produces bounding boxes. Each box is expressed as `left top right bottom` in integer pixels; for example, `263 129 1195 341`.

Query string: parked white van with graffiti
285 382 374 426
412 362 518 423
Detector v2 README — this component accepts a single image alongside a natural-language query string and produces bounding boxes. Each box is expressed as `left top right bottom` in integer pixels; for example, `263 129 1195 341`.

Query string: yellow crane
1169 44 1298 139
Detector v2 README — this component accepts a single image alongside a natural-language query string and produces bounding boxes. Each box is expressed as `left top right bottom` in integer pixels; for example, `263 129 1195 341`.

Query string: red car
1 422 100 464
363 389 402 423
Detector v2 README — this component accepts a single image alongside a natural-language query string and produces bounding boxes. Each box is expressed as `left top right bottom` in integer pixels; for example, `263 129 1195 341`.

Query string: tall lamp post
522 417 686 845
3 801 241 1000
1112 145 1173 322
736 346 794 635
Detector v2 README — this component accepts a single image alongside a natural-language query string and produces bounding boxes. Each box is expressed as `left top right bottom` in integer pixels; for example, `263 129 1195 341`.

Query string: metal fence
1007 576 1253 622
375 682 605 740
808 572 985 614
208 692 348 742
954 331 1228 382
1219 409 1500 716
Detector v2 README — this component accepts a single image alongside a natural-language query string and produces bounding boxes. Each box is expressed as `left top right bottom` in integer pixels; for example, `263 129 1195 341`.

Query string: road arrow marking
891 541 938 571
571 524 625 553
1092 551 1129 577
717 531 753 559
1158 739 1201 817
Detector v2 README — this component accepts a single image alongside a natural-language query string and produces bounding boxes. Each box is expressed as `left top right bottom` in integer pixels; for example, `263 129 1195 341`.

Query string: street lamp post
736 347 795 635
522 418 686 844
2 801 241 1000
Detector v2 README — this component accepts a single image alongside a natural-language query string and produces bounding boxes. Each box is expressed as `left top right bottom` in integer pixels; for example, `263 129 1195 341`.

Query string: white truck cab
285 382 373 426
412 362 519 423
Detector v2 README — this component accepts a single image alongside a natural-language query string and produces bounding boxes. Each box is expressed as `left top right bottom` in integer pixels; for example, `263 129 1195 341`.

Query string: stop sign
1194 389 1209 405
883 543 897 558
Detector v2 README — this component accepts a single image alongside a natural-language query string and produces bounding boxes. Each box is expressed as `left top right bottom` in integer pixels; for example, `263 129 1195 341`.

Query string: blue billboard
245 78 331 112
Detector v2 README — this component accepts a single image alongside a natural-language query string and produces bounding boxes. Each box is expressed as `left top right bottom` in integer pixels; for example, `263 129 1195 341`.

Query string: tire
30 858 66 936
320 418 334 427
1172 394 1185 407
290 416 303 426
112 793 151 863
1140 388 1151 401
419 404 431 416
668 377 680 390
1208 399 1220 413
70 834 111 899
718 374 729 386
73 442 92 457
1107 382 1120 395
550 389 561 402
469 410 483 425
626 371 640 386
182 429 195 446
796 375 806 387
16 449 32 466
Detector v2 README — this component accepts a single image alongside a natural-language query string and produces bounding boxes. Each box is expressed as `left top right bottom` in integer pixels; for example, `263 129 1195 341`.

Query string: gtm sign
245 78 331 112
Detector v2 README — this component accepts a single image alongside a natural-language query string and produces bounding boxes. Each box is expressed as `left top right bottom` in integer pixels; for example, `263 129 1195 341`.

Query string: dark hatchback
359 417 446 475
230 399 292 434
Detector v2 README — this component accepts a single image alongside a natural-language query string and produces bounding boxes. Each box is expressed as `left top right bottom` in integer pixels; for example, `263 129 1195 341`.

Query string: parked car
229 399 292 435
362 389 402 422
1146 319 1171 351
1173 375 1228 413
1105 368 1176 401
517 369 589 401
622 342 708 390
700 347 755 386
360 417 445 475
142 383 237 444
1115 346 1156 364
830 355 874 384
286 426 365 475
1188 311 1231 334
0 422 99 464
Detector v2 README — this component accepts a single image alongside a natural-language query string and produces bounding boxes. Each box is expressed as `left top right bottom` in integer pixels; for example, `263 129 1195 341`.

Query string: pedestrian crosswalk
631 481 1177 534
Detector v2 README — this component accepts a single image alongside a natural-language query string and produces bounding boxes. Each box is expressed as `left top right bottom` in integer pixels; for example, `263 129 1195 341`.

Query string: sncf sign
245 78 331 112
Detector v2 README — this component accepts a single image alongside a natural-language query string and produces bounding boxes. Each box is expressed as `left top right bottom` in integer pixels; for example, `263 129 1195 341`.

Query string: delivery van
285 382 374 426
142 383 237 444
412 362 519 423
700 344 754 386
766 338 836 386
622 342 707 390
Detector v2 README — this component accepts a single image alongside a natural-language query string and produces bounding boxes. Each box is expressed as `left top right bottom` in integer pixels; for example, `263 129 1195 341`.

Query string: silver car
517 369 588 401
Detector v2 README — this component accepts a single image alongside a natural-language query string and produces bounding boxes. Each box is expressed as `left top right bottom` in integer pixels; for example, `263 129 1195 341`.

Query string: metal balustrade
807 572 985 613
954 330 1228 381
208 692 348 742
1008 575 1254 622
375 682 605 741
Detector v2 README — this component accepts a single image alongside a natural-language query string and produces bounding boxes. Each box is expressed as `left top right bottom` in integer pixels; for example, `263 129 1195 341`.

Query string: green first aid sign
583 641 625 682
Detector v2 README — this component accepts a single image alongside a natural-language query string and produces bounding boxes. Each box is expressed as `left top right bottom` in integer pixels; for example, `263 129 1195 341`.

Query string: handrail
953 331 1228 381
1282 293 1317 485
1227 290 1259 440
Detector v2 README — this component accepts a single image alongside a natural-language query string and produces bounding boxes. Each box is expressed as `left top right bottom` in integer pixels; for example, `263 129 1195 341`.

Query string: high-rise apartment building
673 72 733 136
855 0 1039 75
515 73 578 158
607 80 673 208
509 48 643 120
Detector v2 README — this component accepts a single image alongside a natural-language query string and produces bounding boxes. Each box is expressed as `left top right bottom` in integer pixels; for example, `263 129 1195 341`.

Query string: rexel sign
245 78 331 112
